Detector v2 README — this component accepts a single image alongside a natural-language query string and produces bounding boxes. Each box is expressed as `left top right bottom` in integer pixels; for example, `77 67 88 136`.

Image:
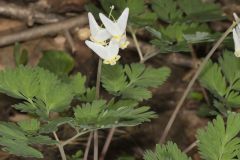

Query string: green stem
129 27 144 63
53 132 67 160
159 22 237 144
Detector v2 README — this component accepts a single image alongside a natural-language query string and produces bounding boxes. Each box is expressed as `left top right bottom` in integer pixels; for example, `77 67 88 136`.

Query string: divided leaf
38 50 74 77
144 142 191 160
101 63 170 101
197 113 240 160
74 100 156 129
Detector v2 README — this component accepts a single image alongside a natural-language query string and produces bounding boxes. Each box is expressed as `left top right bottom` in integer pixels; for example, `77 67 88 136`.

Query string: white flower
85 40 120 65
99 8 129 48
88 12 111 45
233 13 240 57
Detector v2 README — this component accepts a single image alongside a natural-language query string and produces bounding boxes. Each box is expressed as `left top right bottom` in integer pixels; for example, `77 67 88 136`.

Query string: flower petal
117 8 129 34
85 40 109 60
99 13 121 36
88 12 100 36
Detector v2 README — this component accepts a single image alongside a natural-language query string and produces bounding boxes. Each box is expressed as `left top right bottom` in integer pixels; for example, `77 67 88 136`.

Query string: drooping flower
233 13 240 57
85 40 120 65
88 12 111 45
99 8 129 48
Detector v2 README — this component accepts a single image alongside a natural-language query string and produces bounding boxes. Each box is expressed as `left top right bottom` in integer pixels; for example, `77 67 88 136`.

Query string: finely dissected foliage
0 66 85 118
147 0 225 53
0 65 160 158
197 113 240 160
0 120 56 158
74 100 156 129
144 142 191 160
101 63 171 101
199 51 240 114
38 50 75 77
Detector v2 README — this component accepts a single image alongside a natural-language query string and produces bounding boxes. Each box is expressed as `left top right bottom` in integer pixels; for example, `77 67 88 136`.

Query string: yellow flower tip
103 55 121 65
90 36 107 45
113 35 122 41
234 50 240 57
120 41 129 49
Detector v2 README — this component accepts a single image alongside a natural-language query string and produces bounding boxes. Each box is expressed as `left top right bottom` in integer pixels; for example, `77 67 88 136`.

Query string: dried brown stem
0 1 62 25
0 14 87 47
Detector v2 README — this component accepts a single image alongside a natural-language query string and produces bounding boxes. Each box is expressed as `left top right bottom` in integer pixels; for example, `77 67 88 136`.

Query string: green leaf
13 102 36 114
131 12 157 27
226 91 240 106
121 87 151 101
74 100 156 129
144 142 191 160
197 113 240 160
125 64 171 88
28 135 57 145
0 122 27 141
79 87 96 102
38 50 74 76
101 64 128 94
219 51 240 86
146 26 162 39
74 100 106 128
40 117 74 133
127 0 144 16
17 119 40 134
178 0 225 22
199 61 227 97
0 66 38 99
0 138 43 158
151 0 183 23
36 67 74 113
13 43 28 67
68 73 86 95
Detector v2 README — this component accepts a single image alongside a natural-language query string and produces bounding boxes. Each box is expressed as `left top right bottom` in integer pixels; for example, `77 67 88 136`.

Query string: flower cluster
85 7 129 65
233 13 240 57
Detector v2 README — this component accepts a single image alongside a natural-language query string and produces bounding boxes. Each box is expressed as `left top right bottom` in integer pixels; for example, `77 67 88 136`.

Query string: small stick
159 22 237 144
94 130 99 160
0 14 87 47
129 27 144 63
99 127 116 160
64 30 76 54
0 1 62 25
183 140 198 153
53 132 67 160
83 132 93 160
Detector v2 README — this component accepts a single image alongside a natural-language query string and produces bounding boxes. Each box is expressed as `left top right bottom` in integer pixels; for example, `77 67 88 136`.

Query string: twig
53 132 67 160
94 130 99 160
0 14 87 47
142 50 160 62
0 1 62 25
183 140 198 153
129 27 144 63
64 30 76 53
83 132 93 160
159 22 237 144
61 131 89 146
99 127 116 160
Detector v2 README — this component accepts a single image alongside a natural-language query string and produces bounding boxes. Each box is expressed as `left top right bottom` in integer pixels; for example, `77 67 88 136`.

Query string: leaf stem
83 132 93 160
159 22 237 144
94 130 99 160
99 127 116 160
53 132 67 160
183 140 198 153
129 27 144 63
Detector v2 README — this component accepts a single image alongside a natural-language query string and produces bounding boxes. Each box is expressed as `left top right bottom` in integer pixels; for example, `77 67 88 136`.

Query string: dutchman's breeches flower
100 8 130 49
85 7 129 65
233 13 240 57
85 40 120 65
